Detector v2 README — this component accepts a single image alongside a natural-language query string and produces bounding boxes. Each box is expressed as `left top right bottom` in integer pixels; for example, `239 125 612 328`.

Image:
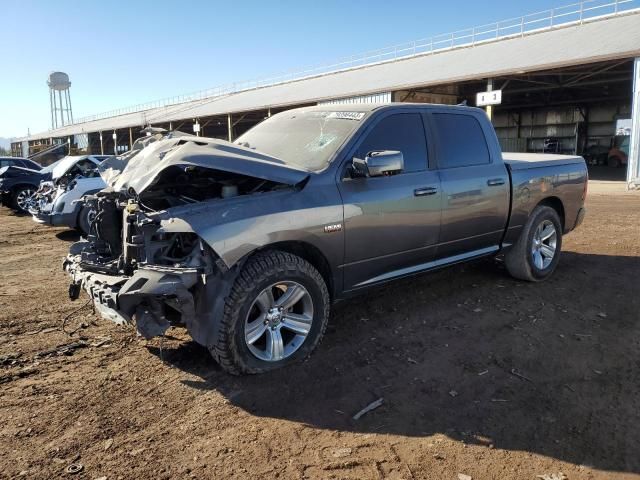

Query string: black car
0 160 59 213
0 156 42 170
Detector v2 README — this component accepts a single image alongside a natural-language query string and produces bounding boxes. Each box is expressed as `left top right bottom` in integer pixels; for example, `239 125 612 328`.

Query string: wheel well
259 241 334 299
537 196 565 230
10 183 38 193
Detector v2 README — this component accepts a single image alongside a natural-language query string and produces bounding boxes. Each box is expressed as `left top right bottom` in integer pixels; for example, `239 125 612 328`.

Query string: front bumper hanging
64 249 200 338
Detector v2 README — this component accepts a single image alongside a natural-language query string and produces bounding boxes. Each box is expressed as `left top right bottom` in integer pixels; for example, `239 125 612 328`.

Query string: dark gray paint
66 103 587 347
148 104 587 296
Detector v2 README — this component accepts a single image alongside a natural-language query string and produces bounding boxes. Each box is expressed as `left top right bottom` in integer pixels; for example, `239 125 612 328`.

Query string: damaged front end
64 135 307 345
65 192 213 339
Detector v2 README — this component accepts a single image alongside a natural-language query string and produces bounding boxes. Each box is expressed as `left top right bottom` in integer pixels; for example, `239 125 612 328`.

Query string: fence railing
71 0 638 126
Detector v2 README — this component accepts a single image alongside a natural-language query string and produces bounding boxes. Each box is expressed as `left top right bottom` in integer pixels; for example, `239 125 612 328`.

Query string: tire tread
209 250 329 375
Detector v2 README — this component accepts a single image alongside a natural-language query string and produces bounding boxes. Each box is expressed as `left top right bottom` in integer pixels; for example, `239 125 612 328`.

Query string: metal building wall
493 103 631 154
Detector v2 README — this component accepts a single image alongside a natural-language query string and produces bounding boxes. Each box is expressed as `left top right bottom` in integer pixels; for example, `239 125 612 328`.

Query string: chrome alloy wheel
244 281 314 362
15 188 36 212
531 219 557 270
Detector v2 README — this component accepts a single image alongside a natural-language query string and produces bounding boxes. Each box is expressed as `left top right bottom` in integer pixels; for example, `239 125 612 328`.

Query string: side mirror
352 150 404 177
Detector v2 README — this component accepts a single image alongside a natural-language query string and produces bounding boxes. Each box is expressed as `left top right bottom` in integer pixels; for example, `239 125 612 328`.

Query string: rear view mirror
352 150 404 177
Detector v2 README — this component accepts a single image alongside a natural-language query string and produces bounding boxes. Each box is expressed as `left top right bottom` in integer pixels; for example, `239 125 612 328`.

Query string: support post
49 89 55 129
58 90 64 126
486 79 494 121
129 127 133 149
66 89 73 124
227 113 233 142
99 132 104 155
627 57 640 188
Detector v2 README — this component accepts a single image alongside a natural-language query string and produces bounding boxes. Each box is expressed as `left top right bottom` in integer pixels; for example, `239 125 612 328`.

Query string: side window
0 159 11 168
22 160 38 169
432 113 490 168
355 113 428 173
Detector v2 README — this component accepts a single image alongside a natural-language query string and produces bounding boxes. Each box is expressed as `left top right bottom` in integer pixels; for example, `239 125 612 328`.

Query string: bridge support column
99 132 104 155
627 57 640 189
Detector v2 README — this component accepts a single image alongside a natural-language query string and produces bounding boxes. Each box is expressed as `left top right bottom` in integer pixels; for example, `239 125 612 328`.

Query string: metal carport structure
12 0 640 186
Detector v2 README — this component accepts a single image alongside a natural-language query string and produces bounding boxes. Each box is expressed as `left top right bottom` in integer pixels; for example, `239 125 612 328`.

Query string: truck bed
502 152 585 171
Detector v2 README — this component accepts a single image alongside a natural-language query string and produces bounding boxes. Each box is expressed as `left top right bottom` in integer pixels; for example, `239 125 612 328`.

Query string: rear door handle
487 178 506 186
414 186 438 196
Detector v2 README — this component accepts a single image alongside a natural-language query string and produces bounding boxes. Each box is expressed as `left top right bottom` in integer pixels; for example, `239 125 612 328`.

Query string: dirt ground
1 181 639 480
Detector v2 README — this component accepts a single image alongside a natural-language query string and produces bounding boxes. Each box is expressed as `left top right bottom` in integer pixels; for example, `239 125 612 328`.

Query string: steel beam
486 79 494 120
627 57 640 189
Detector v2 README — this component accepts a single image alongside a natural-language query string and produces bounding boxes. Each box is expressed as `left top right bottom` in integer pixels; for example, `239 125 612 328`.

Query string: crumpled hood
51 156 94 181
107 136 309 194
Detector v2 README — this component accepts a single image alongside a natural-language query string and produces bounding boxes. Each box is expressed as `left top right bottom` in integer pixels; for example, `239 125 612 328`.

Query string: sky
0 0 564 139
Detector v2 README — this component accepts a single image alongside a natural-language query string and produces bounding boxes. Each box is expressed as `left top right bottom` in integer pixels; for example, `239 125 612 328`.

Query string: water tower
47 71 73 129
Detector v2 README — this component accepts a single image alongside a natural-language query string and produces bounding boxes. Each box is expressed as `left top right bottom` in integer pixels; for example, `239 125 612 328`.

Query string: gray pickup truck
65 104 587 374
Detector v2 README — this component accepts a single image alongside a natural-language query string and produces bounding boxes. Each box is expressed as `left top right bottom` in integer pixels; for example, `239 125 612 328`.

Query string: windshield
235 109 366 172
40 159 63 174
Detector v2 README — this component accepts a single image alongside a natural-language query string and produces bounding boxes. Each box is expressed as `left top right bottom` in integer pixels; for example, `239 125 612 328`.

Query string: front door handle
487 178 506 186
414 186 438 196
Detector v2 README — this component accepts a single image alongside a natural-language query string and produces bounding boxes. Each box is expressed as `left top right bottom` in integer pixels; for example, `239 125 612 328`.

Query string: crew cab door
428 110 509 259
338 111 441 290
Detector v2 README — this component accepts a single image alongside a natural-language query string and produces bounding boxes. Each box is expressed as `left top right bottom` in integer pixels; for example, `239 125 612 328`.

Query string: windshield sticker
327 111 366 121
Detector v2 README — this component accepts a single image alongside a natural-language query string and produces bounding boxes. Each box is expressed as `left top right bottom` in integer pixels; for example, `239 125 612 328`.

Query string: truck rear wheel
209 250 330 375
505 205 563 282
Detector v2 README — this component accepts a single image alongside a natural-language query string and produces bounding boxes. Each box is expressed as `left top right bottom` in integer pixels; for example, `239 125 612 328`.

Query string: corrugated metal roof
20 11 640 142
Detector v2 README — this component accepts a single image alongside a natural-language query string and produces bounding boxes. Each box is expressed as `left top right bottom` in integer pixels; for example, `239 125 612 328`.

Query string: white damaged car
31 130 182 235
31 155 111 234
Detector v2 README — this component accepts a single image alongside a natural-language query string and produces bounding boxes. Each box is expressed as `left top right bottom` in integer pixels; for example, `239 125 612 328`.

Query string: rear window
22 159 42 170
433 113 490 168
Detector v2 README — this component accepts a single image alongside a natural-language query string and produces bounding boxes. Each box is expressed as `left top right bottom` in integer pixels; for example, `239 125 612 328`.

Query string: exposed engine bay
64 135 307 343
134 165 287 211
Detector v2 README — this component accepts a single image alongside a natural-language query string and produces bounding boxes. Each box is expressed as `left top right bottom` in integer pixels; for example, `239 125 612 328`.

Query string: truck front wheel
505 205 563 282
209 250 330 375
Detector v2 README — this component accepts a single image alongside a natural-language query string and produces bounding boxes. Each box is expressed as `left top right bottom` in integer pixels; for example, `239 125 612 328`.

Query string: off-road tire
505 205 563 282
209 250 330 375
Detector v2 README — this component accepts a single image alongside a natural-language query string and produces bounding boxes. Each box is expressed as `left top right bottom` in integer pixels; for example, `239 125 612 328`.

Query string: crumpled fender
149 187 341 272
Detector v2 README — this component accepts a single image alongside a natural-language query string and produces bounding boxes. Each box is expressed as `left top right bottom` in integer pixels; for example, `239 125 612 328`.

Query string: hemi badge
324 223 342 233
